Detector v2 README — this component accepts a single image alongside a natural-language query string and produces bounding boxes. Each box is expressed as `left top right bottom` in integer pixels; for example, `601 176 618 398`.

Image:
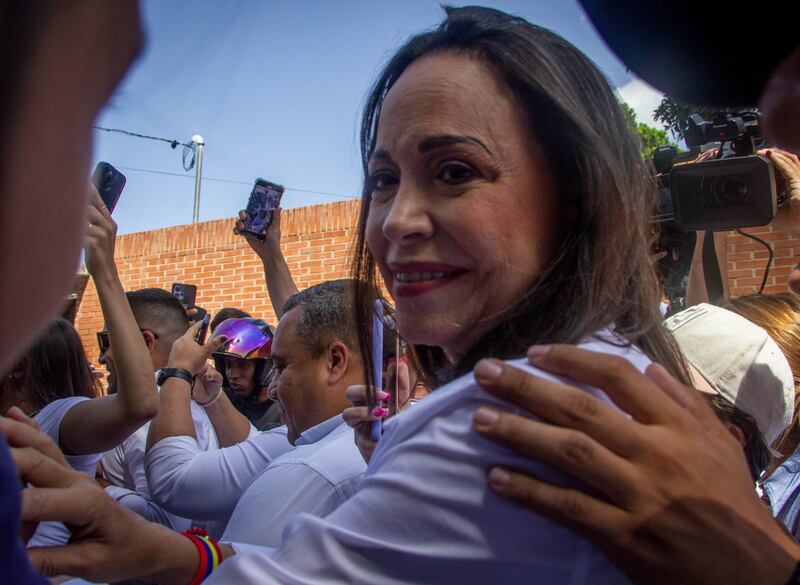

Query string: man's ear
141 330 158 353
326 341 349 384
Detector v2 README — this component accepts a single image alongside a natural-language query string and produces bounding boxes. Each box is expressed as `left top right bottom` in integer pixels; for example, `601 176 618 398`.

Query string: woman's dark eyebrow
418 135 492 154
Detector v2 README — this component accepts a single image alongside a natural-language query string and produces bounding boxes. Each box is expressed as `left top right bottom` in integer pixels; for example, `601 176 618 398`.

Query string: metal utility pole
191 134 205 223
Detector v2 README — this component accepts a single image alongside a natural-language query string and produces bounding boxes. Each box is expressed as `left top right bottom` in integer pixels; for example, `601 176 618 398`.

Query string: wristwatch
156 367 194 388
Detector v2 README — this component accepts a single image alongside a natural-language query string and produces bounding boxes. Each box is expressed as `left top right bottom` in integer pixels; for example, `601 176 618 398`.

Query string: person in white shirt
98 287 222 530
145 280 367 546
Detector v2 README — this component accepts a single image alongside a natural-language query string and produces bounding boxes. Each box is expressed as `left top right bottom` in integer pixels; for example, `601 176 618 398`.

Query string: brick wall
726 226 799 297
74 199 362 370
73 198 800 369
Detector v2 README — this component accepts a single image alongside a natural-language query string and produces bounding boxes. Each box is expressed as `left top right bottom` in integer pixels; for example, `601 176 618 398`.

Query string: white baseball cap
665 303 794 447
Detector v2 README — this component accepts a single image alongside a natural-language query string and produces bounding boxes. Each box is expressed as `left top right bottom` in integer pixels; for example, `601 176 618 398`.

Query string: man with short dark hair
144 280 366 546
100 287 220 531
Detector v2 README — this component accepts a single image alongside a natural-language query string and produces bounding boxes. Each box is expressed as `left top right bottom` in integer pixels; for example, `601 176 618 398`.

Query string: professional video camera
654 111 784 231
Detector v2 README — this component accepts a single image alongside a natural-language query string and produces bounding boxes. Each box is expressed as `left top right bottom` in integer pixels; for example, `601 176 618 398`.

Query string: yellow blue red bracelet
182 528 221 585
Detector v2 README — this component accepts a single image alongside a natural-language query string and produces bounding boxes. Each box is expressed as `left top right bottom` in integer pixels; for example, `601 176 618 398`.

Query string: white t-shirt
29 397 101 548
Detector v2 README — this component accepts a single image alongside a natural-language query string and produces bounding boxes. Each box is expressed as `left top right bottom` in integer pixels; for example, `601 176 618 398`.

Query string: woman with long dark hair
39 6 688 582
2 318 100 417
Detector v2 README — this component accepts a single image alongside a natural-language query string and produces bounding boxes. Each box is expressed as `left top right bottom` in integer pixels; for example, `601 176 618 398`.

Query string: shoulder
34 396 91 442
270 422 365 485
374 332 651 463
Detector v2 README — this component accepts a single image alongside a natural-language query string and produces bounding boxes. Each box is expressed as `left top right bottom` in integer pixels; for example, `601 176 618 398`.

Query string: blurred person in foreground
0 1 145 583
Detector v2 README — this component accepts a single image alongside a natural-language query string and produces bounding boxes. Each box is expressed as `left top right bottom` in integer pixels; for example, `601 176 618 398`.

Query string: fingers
28 542 94 578
342 406 373 428
473 407 637 502
12 446 81 489
651 250 668 265
473 359 640 456
6 406 41 430
204 330 228 356
644 363 727 436
346 384 368 407
395 359 411 407
184 319 204 338
527 345 684 425
21 483 103 525
0 417 68 468
486 467 627 545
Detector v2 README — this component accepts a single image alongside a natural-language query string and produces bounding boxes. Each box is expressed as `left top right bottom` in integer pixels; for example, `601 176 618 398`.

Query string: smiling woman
15 6 697 584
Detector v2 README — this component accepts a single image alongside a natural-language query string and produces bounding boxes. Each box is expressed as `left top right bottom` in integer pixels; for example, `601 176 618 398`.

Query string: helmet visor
211 319 273 360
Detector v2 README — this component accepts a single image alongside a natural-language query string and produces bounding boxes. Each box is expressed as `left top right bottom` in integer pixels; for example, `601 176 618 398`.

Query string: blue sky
95 0 664 235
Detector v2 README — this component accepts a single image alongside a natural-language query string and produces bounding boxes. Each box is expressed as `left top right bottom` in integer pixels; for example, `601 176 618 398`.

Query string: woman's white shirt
209 331 644 584
29 397 101 547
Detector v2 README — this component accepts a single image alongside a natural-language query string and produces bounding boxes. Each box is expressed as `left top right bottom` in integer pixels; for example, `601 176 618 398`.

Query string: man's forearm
202 392 255 447
146 378 197 452
261 252 299 320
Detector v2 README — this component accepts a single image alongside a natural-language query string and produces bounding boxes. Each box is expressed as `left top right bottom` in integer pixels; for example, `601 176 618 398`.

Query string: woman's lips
388 262 467 298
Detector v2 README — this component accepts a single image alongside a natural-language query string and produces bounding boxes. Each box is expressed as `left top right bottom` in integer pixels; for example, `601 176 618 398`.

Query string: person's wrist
141 523 200 585
91 263 121 284
159 367 195 387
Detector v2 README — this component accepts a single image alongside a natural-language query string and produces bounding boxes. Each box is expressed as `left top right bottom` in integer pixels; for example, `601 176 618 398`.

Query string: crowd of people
2 2 800 584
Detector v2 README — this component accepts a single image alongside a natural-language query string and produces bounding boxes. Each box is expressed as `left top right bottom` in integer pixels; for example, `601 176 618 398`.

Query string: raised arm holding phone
56 189 161 455
235 204 300 320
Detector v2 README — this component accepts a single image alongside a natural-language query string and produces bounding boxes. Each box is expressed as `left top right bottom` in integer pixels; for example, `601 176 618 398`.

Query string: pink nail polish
376 390 391 401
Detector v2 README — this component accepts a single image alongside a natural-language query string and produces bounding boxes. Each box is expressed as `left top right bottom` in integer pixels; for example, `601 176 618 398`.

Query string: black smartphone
171 283 197 308
240 178 285 241
196 314 210 345
91 162 126 214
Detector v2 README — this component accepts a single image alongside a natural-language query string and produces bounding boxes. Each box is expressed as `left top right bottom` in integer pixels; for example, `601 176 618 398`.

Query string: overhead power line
94 126 197 171
116 165 358 200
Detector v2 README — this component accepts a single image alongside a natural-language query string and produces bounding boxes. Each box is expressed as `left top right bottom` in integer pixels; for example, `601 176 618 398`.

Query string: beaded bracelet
182 528 222 585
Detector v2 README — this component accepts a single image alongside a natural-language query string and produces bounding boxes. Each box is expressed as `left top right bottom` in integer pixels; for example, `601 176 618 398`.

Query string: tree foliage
620 102 674 159
652 96 747 141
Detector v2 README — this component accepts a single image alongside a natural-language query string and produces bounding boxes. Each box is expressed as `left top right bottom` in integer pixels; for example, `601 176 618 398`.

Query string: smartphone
240 178 285 241
196 314 210 345
91 162 126 214
171 283 197 308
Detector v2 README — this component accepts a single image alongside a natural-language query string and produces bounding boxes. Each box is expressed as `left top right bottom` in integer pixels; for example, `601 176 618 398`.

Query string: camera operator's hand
167 320 227 376
192 362 223 405
84 187 119 277
761 148 800 236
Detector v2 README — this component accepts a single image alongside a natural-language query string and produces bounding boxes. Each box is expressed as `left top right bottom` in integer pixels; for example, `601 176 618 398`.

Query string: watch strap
157 367 194 387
